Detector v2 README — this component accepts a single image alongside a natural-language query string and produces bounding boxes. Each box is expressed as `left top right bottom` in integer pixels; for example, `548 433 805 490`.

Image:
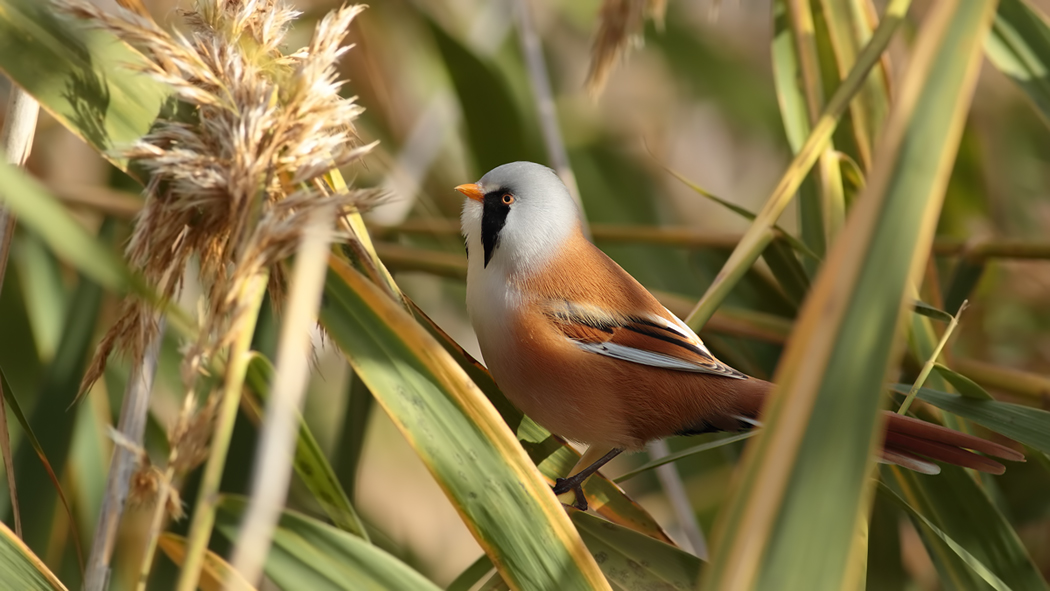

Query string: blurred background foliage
1 0 1050 589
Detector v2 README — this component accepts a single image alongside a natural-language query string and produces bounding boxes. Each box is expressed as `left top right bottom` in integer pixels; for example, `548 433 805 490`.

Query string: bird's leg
552 448 624 510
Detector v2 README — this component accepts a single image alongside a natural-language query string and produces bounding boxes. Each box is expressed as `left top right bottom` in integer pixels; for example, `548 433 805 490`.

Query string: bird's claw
552 478 588 511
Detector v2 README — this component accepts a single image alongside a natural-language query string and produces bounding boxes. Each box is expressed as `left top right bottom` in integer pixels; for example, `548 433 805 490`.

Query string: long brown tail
880 411 1023 474
722 378 1024 475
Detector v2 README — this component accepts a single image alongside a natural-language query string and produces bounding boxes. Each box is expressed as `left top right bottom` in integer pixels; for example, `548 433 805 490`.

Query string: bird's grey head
459 161 581 275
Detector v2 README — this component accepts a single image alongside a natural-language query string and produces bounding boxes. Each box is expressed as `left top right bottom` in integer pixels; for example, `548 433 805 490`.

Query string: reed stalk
83 321 163 591
176 271 269 591
231 207 336 583
377 220 1050 260
899 301 968 415
513 0 587 236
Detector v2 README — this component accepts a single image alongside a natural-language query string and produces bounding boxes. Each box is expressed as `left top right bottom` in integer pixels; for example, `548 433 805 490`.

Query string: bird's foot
552 478 588 511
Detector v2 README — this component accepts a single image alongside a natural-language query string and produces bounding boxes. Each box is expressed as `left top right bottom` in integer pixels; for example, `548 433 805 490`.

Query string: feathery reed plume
585 0 666 98
64 0 376 391
56 1 378 585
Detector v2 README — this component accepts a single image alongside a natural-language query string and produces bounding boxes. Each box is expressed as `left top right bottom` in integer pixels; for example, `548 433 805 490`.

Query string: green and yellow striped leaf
320 257 609 590
702 3 998 588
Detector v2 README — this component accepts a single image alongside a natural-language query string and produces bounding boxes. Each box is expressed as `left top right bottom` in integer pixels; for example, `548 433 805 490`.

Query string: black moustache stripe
482 190 512 267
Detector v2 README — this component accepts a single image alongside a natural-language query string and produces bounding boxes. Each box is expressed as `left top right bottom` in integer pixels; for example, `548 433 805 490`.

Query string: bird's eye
501 193 515 205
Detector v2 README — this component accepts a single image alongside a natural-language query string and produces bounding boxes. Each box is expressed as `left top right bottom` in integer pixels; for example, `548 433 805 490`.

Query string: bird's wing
544 300 746 378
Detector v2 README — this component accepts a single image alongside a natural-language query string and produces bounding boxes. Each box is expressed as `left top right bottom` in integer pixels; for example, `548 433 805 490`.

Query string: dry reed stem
176 270 269 591
231 205 336 583
646 439 708 558
83 322 163 591
513 0 586 237
0 86 41 540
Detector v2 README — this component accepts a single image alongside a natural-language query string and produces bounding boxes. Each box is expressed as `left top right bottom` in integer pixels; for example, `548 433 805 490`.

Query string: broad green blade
0 157 127 291
702 3 997 589
158 533 256 591
891 384 1050 453
570 510 702 591
243 355 368 540
14 235 68 362
319 257 608 590
0 0 170 171
0 520 67 591
215 496 442 591
866 489 906 591
986 0 1050 124
428 20 541 176
332 373 373 504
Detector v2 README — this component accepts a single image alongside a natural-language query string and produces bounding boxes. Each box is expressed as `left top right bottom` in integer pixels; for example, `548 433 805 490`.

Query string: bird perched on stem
456 161 1023 510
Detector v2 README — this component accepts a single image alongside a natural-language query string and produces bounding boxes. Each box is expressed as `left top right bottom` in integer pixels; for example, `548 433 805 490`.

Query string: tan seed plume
586 0 667 98
59 0 380 476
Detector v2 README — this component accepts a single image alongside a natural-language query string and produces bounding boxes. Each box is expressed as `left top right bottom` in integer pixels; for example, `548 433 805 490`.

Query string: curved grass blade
447 554 496 591
913 300 954 322
945 258 985 313
570 510 703 591
158 533 256 591
879 482 1011 591
0 367 84 576
661 166 819 262
0 520 67 591
614 432 757 483
320 257 609 590
215 496 442 591
686 0 911 330
931 363 993 400
1 243 108 570
702 3 997 588
242 354 368 540
987 0 1050 124
889 384 1050 454
887 465 1048 590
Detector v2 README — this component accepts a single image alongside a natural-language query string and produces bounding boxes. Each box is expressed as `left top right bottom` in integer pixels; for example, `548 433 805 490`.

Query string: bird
456 161 1023 510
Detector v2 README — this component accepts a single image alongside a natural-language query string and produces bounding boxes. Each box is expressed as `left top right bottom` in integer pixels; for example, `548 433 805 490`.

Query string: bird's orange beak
455 183 484 202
